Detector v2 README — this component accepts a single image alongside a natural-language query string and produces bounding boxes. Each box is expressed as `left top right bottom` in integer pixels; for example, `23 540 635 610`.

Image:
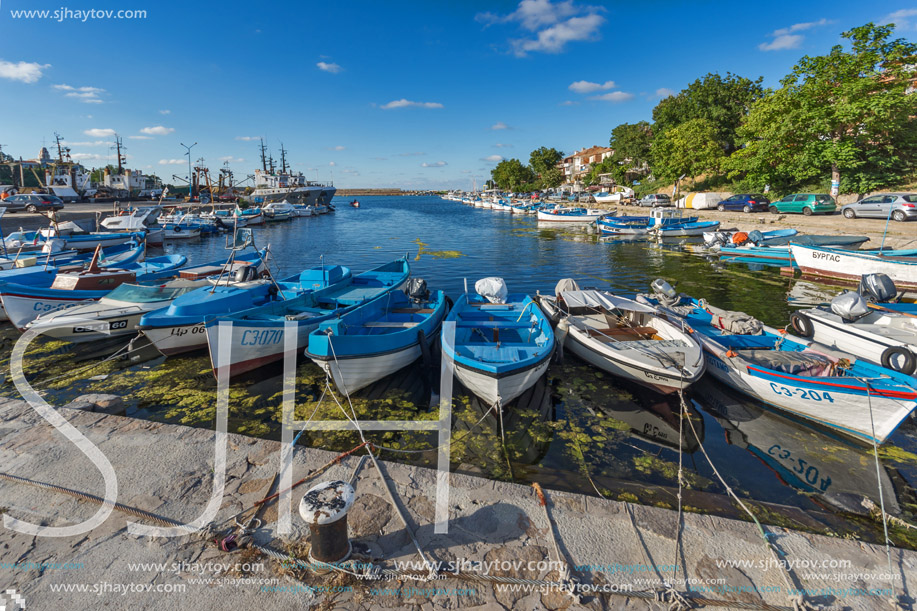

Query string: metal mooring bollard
299 480 355 565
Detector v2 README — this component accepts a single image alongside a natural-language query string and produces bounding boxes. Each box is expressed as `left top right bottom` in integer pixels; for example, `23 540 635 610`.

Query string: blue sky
0 0 914 190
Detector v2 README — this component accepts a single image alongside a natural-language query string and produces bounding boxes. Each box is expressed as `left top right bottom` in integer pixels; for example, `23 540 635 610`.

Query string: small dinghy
639 280 917 445
789 274 917 376
441 278 554 408
538 279 704 393
305 279 448 394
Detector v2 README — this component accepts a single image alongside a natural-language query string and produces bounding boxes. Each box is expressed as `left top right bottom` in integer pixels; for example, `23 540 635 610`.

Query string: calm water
5 195 916 545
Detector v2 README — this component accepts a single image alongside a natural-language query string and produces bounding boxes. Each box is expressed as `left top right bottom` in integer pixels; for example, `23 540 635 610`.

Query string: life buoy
173 226 182 233
790 312 814 338
880 346 916 375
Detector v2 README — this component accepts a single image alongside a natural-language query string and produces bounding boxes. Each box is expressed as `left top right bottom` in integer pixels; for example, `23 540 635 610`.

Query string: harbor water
4 195 916 546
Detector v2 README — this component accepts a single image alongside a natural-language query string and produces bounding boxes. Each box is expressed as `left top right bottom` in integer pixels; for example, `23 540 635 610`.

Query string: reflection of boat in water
694 378 901 515
596 382 704 452
454 373 554 466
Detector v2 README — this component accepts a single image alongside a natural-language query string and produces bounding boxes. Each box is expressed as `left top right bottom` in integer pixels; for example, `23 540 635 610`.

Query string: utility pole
180 142 197 200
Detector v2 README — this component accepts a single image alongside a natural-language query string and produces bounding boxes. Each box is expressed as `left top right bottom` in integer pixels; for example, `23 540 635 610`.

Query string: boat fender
174 226 182 233
880 347 916 376
790 312 814 338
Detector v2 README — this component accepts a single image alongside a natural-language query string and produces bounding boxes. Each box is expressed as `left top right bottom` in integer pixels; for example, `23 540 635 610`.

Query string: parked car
638 194 673 207
0 193 65 213
716 194 769 213
840 193 917 222
768 193 836 216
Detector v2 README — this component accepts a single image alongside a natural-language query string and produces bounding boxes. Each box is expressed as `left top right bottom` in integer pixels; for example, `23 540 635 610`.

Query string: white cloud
54 83 105 103
62 140 107 147
421 161 447 167
479 1 606 57
70 153 106 162
84 128 116 138
159 109 171 115
158 159 186 165
559 100 579 106
329 161 337 167
397 152 426 156
128 135 154 140
0 60 50 83
328 145 346 151
655 87 676 98
759 18 829 51
380 99 444 109
235 136 260 141
140 126 175 136
316 61 342 73
588 91 634 102
482 155 504 162
494 143 513 148
219 156 245 164
881 9 917 30
568 79 614 93
491 122 510 130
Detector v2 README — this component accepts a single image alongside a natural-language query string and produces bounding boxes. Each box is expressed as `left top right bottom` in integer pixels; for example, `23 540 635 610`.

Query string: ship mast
259 138 268 172
279 143 289 174
112 135 126 174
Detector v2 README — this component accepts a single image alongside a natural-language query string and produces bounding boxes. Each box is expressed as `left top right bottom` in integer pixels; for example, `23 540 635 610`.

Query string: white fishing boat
536 207 611 222
789 244 917 290
789 276 917 376
100 206 163 232
538 282 704 393
26 280 204 343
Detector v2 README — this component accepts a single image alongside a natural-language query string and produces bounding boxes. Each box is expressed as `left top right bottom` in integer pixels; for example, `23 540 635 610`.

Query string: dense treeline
491 23 916 197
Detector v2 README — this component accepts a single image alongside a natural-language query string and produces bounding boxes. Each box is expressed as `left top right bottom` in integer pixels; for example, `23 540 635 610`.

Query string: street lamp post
181 142 197 201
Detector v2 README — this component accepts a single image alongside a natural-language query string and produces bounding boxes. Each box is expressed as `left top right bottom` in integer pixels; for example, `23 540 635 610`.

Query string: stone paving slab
0 397 914 610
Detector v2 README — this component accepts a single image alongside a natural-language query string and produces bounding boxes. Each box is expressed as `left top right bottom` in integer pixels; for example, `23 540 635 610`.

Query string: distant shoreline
334 189 435 196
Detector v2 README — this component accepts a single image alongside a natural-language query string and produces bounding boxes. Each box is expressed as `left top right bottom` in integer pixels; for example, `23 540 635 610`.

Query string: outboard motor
858 273 898 303
554 278 580 298
651 278 680 307
830 291 870 322
41 238 66 253
746 229 765 245
405 278 429 303
233 265 257 283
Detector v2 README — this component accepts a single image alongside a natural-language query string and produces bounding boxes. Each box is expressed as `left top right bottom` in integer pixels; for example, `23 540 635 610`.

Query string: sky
0 0 915 190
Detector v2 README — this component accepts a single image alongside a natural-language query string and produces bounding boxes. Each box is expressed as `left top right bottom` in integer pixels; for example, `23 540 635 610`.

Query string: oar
867 302 917 319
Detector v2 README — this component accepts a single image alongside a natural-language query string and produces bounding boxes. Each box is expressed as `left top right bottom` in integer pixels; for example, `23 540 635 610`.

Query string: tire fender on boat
790 312 814 338
881 346 917 375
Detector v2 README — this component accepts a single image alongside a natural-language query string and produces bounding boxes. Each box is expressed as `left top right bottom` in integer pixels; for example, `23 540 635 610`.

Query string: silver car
638 194 673 207
841 193 917 222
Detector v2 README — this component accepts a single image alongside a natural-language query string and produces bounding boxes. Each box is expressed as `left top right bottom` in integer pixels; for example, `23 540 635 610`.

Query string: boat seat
737 350 833 376
390 308 434 313
587 326 657 338
363 321 419 328
456 320 532 328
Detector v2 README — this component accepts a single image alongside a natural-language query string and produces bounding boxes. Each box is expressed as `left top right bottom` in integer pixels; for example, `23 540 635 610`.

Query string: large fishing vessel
249 140 336 206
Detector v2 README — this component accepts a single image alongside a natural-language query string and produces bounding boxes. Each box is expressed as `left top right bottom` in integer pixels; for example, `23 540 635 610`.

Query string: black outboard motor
858 273 898 303
234 265 257 283
746 229 765 245
405 278 429 303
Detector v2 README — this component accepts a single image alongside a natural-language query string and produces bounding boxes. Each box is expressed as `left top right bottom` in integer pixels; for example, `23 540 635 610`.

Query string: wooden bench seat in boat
586 326 657 338
390 308 435 314
456 320 533 329
180 261 252 280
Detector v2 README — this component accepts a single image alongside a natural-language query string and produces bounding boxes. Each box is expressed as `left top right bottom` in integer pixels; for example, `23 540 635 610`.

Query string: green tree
729 23 917 194
529 147 564 177
608 121 653 172
491 159 536 191
651 118 725 182
540 167 564 189
652 72 765 152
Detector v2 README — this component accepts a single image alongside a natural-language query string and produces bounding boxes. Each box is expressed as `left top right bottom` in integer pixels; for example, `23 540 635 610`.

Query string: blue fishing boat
206 257 411 378
652 220 720 237
717 235 873 267
0 250 187 330
703 228 798 247
639 284 917 445
441 282 555 408
137 250 320 355
305 284 449 393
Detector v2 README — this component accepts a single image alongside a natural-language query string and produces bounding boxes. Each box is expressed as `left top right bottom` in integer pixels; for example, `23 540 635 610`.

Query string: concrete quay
0 396 914 610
